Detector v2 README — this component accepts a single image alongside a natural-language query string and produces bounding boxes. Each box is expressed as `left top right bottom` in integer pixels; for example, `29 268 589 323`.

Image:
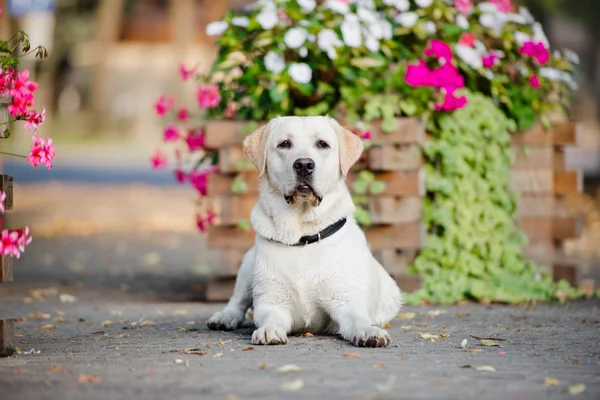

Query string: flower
27 136 55 169
383 0 409 12
324 0 350 14
482 52 500 68
435 89 467 111
490 0 514 13
23 108 46 132
394 12 419 28
174 169 187 183
455 0 473 15
0 229 19 258
206 21 228 36
365 36 380 52
256 3 278 29
458 32 476 47
456 14 469 29
163 125 179 142
196 208 217 232
189 167 218 195
430 63 464 91
177 107 189 122
298 0 317 13
15 227 32 255
361 131 372 140
179 63 198 80
0 191 6 214
455 43 483 69
529 74 540 89
264 51 286 74
232 16 250 27
423 21 437 34
154 95 173 117
317 29 343 55
424 40 453 63
563 49 580 64
185 130 205 151
405 60 433 87
150 149 168 170
283 27 308 49
415 0 433 7
197 85 221 108
519 41 549 65
340 14 362 47
288 63 312 84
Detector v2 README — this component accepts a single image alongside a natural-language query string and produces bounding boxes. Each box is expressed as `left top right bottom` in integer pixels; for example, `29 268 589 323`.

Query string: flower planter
0 97 9 138
200 117 588 301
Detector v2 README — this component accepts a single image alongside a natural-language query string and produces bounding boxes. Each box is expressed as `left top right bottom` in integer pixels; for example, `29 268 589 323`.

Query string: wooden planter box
201 118 587 301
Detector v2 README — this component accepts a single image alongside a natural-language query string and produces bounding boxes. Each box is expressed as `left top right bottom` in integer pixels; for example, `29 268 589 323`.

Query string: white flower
264 51 285 74
380 20 393 40
455 44 483 69
256 4 278 29
423 21 436 34
415 0 433 7
456 14 469 29
317 29 342 52
356 0 376 9
514 31 531 46
479 13 506 35
519 6 534 23
505 13 527 24
533 22 549 47
483 70 494 80
563 49 580 64
284 27 309 49
478 2 499 14
299 47 308 57
299 19 311 27
383 0 410 12
357 7 378 24
307 33 316 43
231 17 249 27
288 63 312 84
341 14 362 47
395 12 419 28
365 34 380 52
298 0 317 13
206 21 228 36
327 48 338 60
324 0 350 14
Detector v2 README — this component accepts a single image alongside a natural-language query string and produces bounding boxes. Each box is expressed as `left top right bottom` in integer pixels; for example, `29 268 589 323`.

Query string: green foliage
404 91 581 305
230 174 248 194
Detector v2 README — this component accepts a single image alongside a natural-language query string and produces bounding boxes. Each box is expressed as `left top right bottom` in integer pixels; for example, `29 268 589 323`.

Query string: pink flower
278 10 293 26
196 208 217 232
0 229 20 258
174 169 187 183
185 130 205 152
361 131 371 140
196 85 221 109
14 227 32 255
22 108 46 132
177 107 189 122
458 32 476 47
424 40 453 63
224 104 237 119
498 351 506 355
179 63 199 81
406 60 433 87
189 166 218 196
490 0 514 13
150 149 168 170
519 41 549 65
454 0 473 15
482 52 500 68
430 63 464 91
529 74 540 89
163 124 179 142
0 191 6 214
27 136 55 169
435 89 467 111
154 95 174 117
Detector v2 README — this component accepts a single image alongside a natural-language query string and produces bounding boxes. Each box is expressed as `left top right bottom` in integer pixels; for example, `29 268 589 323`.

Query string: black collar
268 218 347 247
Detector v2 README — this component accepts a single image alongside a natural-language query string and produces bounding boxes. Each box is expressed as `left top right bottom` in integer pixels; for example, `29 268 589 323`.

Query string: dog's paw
252 326 288 345
350 326 390 348
207 310 243 331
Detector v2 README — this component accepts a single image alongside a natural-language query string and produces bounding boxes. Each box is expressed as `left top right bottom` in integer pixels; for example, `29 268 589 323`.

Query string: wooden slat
0 175 13 211
551 120 580 147
517 194 554 218
0 256 12 283
218 196 255 225
0 319 15 356
511 120 579 147
218 147 253 174
367 144 422 172
553 170 582 195
0 97 9 139
511 147 554 169
391 274 422 292
208 172 260 196
552 217 583 240
366 118 425 144
205 277 236 302
368 197 421 224
208 227 255 249
553 264 578 286
553 148 566 171
211 249 246 277
511 169 553 194
372 249 416 275
204 120 262 149
520 217 582 241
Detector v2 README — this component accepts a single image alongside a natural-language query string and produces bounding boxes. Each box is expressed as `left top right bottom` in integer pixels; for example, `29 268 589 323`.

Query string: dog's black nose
293 158 315 176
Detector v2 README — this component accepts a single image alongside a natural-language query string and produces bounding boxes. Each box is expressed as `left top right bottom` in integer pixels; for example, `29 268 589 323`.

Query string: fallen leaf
375 375 397 393
40 324 53 329
497 351 505 355
426 310 447 317
479 339 501 347
571 360 581 365
30 312 51 320
259 363 267 370
383 323 391 329
543 377 560 386
468 349 483 353
471 335 507 341
78 374 101 383
395 312 416 320
566 383 585 395
460 339 468 348
439 334 450 339
242 346 254 351
475 365 496 372
217 339 232 346
373 364 384 369
91 331 105 335
59 294 77 304
302 332 314 337
139 320 156 327
342 353 360 358
55 310 67 317
280 379 304 392
457 312 470 317
213 353 223 358
276 364 302 373
395 353 405 358
49 365 63 372
101 320 114 327
461 364 473 368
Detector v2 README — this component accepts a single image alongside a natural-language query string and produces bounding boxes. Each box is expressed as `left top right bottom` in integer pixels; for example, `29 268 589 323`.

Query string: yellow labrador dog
207 116 402 347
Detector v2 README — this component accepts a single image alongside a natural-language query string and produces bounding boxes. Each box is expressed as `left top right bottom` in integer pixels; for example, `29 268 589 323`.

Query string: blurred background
0 0 598 301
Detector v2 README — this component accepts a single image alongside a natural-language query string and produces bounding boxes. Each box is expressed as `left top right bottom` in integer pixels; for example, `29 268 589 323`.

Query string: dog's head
242 116 364 206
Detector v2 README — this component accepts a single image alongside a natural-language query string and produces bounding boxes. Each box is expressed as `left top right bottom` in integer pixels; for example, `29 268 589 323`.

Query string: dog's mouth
284 182 323 206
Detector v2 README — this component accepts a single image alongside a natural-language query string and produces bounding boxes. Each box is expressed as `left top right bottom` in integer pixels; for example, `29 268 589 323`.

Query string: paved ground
0 234 599 400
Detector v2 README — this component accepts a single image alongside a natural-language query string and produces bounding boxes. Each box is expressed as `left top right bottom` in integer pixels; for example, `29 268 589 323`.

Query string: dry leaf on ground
460 339 468 348
139 320 156 327
302 332 314 337
40 324 53 329
475 365 496 372
78 374 101 383
395 312 416 320
242 346 254 351
101 320 114 327
479 339 501 347
544 377 560 386
213 353 223 358
280 379 304 392
276 364 302 373
426 310 447 317
49 365 63 372
342 353 360 358
566 383 585 395
373 364 384 369
58 294 77 303
30 312 51 320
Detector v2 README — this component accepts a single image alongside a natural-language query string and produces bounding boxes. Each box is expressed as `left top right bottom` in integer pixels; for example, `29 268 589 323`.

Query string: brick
520 217 582 241
366 118 425 144
368 197 421 224
367 144 422 171
217 196 256 226
510 147 554 169
511 169 553 194
204 120 264 149
372 249 416 276
511 120 579 147
553 170 582 195
218 147 254 174
517 195 554 218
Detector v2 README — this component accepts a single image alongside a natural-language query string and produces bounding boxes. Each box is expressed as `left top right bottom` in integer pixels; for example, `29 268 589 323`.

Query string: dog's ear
242 122 271 178
329 118 364 179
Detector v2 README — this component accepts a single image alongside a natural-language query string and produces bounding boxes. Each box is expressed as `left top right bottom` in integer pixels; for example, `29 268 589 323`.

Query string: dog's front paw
252 326 288 345
207 310 243 331
350 326 390 348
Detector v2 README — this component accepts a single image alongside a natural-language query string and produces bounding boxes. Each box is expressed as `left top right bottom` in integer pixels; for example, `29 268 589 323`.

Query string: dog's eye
277 140 292 149
316 140 330 149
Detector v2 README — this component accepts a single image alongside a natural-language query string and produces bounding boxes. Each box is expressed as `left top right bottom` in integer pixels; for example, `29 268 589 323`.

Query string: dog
206 116 403 347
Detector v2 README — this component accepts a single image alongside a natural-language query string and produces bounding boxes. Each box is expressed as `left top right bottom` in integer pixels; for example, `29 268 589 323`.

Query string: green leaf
354 207 371 226
350 57 385 69
230 175 248 194
237 219 252 232
240 122 259 136
369 181 386 195
352 180 368 195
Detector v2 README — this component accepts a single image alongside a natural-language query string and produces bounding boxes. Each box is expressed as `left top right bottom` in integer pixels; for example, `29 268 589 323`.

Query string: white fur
207 116 403 347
